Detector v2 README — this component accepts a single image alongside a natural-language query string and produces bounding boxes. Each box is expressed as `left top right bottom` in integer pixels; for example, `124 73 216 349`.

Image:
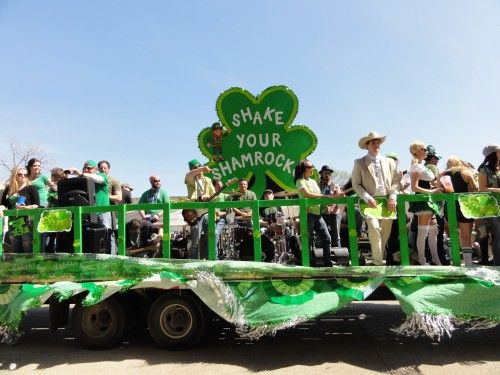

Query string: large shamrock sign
198 86 317 197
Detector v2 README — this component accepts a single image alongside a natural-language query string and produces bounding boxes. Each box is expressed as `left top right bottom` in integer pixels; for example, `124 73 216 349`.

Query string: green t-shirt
212 192 231 203
212 192 231 216
237 190 257 213
139 187 169 215
95 172 110 207
31 175 50 207
296 177 321 215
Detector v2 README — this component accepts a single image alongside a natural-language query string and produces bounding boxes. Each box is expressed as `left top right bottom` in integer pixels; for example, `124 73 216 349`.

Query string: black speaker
57 176 97 223
55 224 110 253
57 177 96 207
55 177 98 252
82 223 109 254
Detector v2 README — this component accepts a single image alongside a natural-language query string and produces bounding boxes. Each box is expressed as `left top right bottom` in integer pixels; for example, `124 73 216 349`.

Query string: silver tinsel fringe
0 326 23 345
392 314 499 341
193 271 307 340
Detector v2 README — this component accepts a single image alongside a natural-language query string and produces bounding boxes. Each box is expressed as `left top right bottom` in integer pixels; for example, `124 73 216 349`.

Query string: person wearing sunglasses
295 160 343 267
26 158 56 209
138 174 169 241
408 141 443 265
1 166 40 253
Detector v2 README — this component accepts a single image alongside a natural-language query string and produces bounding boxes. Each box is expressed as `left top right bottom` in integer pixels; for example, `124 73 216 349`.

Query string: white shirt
367 153 387 197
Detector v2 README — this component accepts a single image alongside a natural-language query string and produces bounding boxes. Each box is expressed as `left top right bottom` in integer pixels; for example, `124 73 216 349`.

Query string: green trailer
1 193 500 349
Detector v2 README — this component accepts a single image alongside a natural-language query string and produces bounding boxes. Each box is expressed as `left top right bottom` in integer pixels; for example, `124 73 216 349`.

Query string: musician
184 159 215 259
232 179 257 219
260 188 291 240
259 189 283 227
126 219 160 258
212 178 232 255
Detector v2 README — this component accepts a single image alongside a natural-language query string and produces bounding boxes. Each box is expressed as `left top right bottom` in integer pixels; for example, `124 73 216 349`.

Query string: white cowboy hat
358 131 386 149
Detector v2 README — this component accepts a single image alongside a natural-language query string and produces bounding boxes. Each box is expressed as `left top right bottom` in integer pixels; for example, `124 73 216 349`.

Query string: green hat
385 152 399 160
426 145 442 160
188 159 201 170
84 160 97 168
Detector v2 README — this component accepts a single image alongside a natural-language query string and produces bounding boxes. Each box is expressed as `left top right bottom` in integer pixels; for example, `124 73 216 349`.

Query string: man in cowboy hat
351 131 400 265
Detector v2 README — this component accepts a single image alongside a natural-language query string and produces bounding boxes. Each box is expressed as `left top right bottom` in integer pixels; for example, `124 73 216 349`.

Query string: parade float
1 86 500 349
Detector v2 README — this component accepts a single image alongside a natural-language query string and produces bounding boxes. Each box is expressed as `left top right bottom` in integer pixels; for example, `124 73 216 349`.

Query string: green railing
0 193 497 267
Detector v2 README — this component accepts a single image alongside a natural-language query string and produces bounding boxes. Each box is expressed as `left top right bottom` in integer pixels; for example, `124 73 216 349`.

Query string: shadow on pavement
1 302 500 373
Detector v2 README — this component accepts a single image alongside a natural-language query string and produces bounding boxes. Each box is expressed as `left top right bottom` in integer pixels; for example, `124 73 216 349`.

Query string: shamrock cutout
458 194 500 218
38 209 73 233
198 86 317 197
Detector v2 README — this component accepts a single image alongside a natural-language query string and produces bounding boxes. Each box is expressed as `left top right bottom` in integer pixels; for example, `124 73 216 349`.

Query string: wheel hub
159 304 193 339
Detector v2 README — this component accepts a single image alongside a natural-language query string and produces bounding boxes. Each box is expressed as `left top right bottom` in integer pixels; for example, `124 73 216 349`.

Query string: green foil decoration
37 209 73 233
358 197 397 219
1 255 500 343
458 194 500 219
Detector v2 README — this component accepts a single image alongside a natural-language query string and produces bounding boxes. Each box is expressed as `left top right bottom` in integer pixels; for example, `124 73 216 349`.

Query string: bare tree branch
332 170 351 187
0 139 54 175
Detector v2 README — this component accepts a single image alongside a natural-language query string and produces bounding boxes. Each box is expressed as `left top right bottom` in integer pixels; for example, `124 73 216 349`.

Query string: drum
236 227 275 262
288 235 302 264
268 222 285 237
261 234 275 262
266 212 285 237
218 223 241 260
234 225 253 261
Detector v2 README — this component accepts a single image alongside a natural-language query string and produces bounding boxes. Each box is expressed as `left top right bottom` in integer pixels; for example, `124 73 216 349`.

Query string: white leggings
416 224 441 265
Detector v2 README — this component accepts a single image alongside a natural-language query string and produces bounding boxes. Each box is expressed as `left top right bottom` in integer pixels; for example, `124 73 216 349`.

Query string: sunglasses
305 165 314 169
17 173 28 177
153 180 161 183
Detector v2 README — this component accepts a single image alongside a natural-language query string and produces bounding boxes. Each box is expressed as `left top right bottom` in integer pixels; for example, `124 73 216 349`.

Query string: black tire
147 294 206 349
71 296 126 349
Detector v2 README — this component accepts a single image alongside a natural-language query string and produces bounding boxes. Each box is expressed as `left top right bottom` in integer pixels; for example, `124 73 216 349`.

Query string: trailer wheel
71 296 126 349
147 294 206 349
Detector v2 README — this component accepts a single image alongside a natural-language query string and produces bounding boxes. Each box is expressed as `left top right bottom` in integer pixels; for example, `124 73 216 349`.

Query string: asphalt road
1 301 499 374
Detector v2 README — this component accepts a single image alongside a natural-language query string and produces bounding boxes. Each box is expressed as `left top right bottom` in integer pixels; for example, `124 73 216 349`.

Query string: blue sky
1 1 499 195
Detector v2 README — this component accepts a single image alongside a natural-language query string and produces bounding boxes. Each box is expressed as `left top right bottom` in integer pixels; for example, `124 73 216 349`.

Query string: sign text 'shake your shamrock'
198 86 317 198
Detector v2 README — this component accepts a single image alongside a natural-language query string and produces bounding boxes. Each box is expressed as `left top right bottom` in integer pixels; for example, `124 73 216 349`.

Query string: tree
332 170 351 187
0 139 53 176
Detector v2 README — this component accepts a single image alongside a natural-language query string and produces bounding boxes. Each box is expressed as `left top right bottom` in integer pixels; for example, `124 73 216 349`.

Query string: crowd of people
0 131 499 267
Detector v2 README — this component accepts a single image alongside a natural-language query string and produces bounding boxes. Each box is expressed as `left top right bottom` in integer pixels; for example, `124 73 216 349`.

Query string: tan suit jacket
351 155 400 201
